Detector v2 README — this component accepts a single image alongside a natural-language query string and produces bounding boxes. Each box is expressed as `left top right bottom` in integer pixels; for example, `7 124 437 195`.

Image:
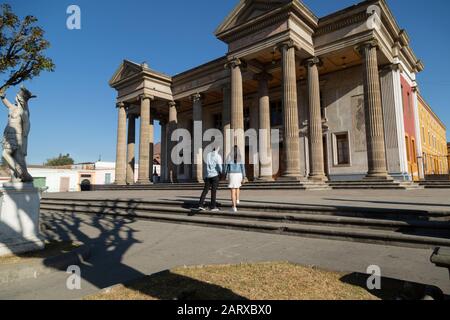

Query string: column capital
302 56 323 68
355 39 379 55
225 57 243 69
139 94 154 102
254 72 273 82
382 62 401 72
116 102 126 109
127 112 137 119
168 100 179 113
276 40 296 52
191 93 203 103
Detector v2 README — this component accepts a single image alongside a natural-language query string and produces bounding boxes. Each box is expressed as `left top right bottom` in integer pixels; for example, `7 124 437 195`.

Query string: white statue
0 87 36 183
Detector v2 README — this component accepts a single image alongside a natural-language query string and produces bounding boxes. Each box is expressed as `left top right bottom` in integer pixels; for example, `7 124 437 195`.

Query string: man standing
197 148 223 212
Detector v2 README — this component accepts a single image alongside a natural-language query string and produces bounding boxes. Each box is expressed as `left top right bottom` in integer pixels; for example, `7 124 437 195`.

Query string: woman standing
225 145 246 212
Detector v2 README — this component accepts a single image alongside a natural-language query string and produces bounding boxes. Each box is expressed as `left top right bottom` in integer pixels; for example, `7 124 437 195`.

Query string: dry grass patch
86 262 378 300
0 241 81 265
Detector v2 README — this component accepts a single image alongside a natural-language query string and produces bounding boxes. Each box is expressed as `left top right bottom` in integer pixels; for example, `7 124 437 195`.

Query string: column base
257 176 275 182
278 175 306 182
136 180 153 185
364 172 393 181
114 181 127 186
308 174 328 182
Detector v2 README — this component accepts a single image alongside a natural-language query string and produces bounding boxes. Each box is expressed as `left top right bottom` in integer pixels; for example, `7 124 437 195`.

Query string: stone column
168 101 178 183
222 84 231 160
149 118 155 182
358 40 389 179
137 94 153 184
279 41 301 179
126 113 136 185
227 58 245 162
255 72 273 181
192 93 203 183
114 102 127 185
160 119 168 182
305 57 327 181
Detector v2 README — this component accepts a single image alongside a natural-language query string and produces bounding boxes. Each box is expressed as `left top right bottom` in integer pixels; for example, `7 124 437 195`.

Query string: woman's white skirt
228 173 243 189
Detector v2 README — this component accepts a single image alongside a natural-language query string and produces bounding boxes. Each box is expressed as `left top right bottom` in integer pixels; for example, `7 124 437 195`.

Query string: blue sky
2 0 450 164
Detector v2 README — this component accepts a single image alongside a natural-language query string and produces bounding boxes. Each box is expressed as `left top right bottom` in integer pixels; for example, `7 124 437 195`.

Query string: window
105 173 111 185
335 133 350 165
411 139 416 164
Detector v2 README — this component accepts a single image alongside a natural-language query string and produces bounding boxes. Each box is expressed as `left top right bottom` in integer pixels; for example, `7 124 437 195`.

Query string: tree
0 4 54 93
45 154 74 167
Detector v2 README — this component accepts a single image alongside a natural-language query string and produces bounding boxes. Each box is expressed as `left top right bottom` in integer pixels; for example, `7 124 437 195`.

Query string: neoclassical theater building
109 0 426 186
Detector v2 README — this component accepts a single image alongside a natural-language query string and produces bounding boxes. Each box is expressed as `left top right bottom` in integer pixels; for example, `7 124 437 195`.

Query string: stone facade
109 0 432 184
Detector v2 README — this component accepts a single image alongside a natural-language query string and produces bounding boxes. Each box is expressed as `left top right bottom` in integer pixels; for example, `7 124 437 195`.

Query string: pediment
215 0 292 36
109 60 143 87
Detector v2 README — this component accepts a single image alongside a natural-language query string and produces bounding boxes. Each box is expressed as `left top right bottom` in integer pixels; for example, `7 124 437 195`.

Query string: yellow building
448 143 450 173
418 94 448 176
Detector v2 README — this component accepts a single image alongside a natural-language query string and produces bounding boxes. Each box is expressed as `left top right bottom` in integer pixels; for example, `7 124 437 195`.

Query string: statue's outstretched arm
1 95 15 110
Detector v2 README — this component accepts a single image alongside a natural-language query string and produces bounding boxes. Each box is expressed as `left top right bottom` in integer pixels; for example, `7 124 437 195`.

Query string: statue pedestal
0 183 44 257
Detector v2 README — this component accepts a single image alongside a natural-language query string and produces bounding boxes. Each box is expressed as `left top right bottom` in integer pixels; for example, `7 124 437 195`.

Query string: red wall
401 75 416 139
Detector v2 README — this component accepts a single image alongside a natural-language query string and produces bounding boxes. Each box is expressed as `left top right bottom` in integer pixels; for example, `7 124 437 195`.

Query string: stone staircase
91 180 331 192
419 181 450 189
40 197 450 250
328 179 423 190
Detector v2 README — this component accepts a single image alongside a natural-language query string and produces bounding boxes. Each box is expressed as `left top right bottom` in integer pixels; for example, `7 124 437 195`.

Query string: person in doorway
225 145 246 213
197 148 223 212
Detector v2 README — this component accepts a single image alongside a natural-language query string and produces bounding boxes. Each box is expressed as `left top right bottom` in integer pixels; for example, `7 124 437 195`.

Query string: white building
24 161 161 193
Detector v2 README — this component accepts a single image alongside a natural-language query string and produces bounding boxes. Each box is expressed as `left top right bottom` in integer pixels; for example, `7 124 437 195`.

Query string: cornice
217 1 317 44
315 11 367 37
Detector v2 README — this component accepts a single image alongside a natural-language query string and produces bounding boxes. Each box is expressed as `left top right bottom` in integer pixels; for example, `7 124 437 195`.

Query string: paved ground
1 209 449 299
46 189 450 213
1 189 449 300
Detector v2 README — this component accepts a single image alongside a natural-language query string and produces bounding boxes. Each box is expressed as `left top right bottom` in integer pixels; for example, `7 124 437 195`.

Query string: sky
2 0 450 164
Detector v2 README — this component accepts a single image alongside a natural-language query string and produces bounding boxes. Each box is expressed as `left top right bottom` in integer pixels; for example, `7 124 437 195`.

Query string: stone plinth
0 183 44 257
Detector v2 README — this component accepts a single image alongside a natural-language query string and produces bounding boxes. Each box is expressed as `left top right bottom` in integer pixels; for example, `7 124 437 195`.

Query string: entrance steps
419 181 450 189
92 180 331 192
40 197 450 250
328 179 423 190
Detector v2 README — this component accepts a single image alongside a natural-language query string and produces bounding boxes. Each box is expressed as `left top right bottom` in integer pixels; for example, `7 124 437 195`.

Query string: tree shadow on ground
169 195 450 239
119 270 247 300
38 200 245 299
340 272 449 300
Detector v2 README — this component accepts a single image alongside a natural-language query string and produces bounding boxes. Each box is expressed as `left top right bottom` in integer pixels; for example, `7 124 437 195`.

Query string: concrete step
40 202 450 232
419 181 450 189
40 205 450 250
41 198 450 221
40 198 450 249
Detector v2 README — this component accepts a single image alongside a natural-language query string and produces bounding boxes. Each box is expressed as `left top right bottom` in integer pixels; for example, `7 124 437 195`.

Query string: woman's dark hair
233 145 238 164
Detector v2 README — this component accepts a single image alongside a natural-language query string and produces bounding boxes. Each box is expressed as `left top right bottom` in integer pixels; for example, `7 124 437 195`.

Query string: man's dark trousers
199 176 219 209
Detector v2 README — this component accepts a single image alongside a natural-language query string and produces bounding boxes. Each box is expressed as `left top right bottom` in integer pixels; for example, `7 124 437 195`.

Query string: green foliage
0 4 54 93
45 154 75 167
